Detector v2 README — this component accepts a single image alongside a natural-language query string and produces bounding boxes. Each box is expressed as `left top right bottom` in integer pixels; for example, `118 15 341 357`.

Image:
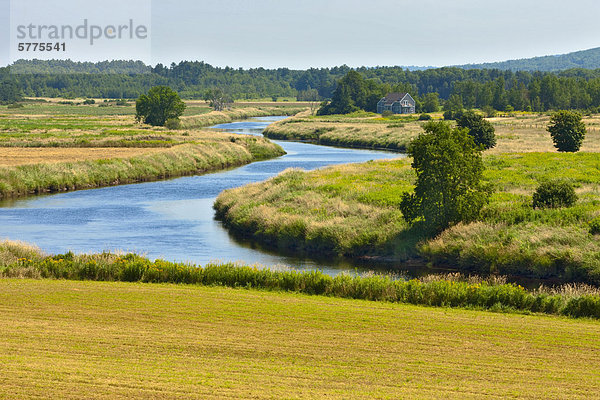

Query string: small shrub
165 118 182 130
589 217 600 235
381 110 394 118
532 180 577 209
7 103 24 109
83 99 96 105
562 296 600 319
443 109 463 121
418 113 432 121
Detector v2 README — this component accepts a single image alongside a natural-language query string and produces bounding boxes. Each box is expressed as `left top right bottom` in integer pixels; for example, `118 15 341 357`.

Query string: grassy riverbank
263 111 421 151
215 153 600 285
1 240 600 319
181 106 305 128
264 111 600 152
0 102 285 199
0 140 283 199
0 278 598 399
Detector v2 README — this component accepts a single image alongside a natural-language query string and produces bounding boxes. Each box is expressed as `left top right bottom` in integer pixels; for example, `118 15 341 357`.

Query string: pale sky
1 0 600 69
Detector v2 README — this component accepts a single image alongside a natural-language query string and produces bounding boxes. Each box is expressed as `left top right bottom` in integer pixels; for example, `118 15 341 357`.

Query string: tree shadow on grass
386 221 436 261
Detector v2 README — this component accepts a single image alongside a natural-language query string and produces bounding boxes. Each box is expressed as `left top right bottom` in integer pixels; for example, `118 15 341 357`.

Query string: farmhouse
377 93 416 114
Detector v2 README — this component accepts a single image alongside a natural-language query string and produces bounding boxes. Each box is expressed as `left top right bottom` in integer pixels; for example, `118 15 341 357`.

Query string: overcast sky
1 0 600 69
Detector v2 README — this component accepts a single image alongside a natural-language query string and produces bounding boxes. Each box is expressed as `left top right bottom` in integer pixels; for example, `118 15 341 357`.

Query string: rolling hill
457 47 600 71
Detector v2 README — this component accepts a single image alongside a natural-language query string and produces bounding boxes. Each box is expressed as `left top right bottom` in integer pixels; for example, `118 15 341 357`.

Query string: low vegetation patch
1 240 599 319
590 216 600 235
215 152 600 284
532 180 578 209
264 113 422 151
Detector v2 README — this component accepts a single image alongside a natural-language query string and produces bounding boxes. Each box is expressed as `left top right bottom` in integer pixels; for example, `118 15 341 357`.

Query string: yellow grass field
263 112 600 153
0 279 598 399
489 113 600 153
0 147 167 166
0 102 288 198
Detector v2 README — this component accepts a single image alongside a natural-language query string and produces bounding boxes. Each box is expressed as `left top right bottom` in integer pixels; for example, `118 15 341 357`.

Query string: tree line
4 59 600 112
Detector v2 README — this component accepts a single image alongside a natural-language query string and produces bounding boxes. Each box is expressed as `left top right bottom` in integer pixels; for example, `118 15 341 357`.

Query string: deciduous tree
400 121 490 233
547 111 586 152
457 110 497 149
135 86 186 127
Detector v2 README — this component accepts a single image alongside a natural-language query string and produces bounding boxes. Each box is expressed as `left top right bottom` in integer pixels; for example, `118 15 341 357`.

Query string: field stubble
0 278 598 399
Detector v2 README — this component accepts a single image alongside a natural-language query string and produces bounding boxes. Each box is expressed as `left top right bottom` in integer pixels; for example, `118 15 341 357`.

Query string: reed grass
181 107 305 128
0 138 284 199
214 153 600 284
1 240 598 319
264 112 600 152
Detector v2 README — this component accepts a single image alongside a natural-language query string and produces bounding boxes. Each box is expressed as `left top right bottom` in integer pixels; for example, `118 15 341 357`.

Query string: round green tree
422 92 440 113
136 86 186 127
457 110 496 150
400 121 490 233
547 111 586 152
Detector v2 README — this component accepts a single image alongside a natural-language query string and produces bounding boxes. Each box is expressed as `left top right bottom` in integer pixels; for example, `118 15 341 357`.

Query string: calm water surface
0 117 406 274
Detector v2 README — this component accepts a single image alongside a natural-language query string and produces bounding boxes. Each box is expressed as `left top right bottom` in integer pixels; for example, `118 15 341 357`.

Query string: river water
0 117 406 275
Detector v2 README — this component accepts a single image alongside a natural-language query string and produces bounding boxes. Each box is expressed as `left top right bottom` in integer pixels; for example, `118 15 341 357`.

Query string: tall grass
181 107 304 128
263 112 600 153
0 139 284 199
1 242 598 319
263 115 420 151
215 154 600 285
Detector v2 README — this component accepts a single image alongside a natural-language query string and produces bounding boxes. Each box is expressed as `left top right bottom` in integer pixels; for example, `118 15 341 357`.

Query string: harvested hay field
0 279 598 399
0 147 167 166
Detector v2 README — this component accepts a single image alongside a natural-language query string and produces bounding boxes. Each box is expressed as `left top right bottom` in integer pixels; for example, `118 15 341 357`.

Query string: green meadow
215 152 600 284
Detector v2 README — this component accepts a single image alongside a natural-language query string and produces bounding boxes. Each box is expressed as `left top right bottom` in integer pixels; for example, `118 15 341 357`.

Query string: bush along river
0 117 413 276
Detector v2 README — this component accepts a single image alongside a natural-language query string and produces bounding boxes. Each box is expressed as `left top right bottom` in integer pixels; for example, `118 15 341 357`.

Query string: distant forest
457 47 600 72
4 59 600 112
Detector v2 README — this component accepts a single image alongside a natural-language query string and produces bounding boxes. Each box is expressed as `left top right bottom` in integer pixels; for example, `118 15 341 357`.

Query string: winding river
0 117 404 275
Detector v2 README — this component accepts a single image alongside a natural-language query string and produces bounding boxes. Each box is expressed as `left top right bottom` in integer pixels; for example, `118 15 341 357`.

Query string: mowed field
0 147 168 166
0 279 598 400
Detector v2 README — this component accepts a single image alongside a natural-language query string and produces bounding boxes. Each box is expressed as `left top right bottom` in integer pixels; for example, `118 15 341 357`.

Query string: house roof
380 92 411 105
